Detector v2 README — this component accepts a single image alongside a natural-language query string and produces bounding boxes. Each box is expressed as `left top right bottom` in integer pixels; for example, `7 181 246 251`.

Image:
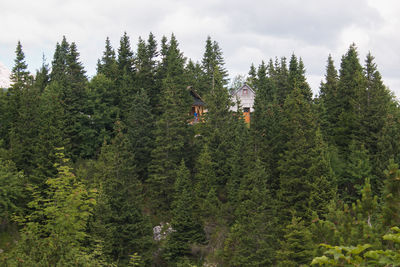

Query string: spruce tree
87 73 119 154
163 160 205 263
97 37 119 81
341 142 372 202
147 34 192 212
246 63 257 87
8 42 41 179
223 159 276 266
362 53 392 192
135 33 159 110
319 54 339 144
334 44 365 156
382 159 400 228
277 87 317 222
125 89 154 181
276 216 315 266
49 37 91 160
4 150 101 266
201 36 228 95
92 121 153 265
274 57 290 105
34 55 50 92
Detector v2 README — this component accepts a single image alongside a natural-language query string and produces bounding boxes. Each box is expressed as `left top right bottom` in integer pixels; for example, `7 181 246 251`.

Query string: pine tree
87 73 119 154
276 216 315 267
382 159 400 228
34 55 50 92
92 121 153 265
147 34 192 212
4 150 101 266
334 44 365 156
277 87 317 222
34 83 66 180
125 89 154 181
274 57 290 105
8 42 41 179
10 41 31 85
49 37 91 160
201 36 228 95
50 36 69 82
308 129 337 217
246 63 257 87
362 53 392 193
117 32 136 116
319 54 339 144
118 32 135 76
97 37 119 81
163 160 205 263
223 159 277 266
341 141 372 202
135 33 160 114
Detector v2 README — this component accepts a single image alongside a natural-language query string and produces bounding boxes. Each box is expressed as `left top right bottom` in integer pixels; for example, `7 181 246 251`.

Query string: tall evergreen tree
97 37 119 81
135 33 159 111
163 160 205 263
125 89 154 181
382 159 400 228
147 34 192 212
276 216 315 266
334 44 365 156
319 54 339 144
91 121 153 265
362 53 392 192
201 36 228 95
274 57 290 105
223 159 277 266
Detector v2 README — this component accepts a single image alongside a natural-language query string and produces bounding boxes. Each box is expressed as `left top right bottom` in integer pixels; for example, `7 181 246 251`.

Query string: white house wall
230 85 255 112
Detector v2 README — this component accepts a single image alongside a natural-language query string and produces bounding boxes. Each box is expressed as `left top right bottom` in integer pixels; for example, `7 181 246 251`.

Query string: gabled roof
187 86 206 106
231 83 255 96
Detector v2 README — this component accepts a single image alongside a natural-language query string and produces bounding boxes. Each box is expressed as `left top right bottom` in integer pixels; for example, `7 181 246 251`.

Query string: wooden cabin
188 87 206 124
230 84 255 124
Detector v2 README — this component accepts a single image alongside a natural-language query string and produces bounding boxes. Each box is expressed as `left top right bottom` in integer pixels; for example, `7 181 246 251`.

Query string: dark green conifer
147 34 192 211
92 121 153 265
97 37 119 81
276 216 315 266
164 160 205 263
382 159 400 228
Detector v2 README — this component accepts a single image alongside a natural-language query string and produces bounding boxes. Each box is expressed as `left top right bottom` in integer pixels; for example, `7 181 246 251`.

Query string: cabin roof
231 84 255 96
188 86 206 106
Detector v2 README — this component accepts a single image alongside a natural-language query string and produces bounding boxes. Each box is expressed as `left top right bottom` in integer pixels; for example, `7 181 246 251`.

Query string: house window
244 107 250 113
243 88 248 95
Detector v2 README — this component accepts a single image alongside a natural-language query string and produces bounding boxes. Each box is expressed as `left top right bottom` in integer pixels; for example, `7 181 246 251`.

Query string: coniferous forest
1 33 400 266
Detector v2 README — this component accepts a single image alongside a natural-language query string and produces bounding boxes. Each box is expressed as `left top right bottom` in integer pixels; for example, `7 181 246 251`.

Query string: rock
153 222 175 241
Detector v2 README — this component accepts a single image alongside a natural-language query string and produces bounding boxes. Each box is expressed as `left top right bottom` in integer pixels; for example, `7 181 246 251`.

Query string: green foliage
276 216 315 267
382 159 400 228
2 149 102 266
223 159 276 266
147 34 192 212
0 158 25 225
2 34 400 266
341 142 372 202
312 227 400 266
91 122 153 265
163 160 205 263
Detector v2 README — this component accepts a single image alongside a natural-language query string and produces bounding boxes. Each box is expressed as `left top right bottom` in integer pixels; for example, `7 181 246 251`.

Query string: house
188 86 206 124
230 84 255 124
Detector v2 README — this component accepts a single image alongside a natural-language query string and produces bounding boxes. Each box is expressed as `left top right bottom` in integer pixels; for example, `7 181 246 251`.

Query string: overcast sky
1 0 399 96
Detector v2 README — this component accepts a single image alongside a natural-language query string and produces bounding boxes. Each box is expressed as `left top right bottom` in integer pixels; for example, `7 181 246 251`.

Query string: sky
1 0 400 97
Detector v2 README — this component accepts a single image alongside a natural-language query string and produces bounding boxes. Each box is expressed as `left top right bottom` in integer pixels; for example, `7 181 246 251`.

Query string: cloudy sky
1 0 399 96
